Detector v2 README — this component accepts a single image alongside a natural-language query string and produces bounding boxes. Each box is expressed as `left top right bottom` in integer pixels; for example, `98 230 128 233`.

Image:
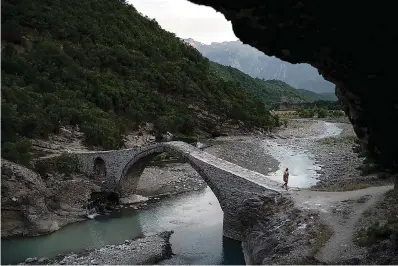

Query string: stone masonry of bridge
70 141 282 241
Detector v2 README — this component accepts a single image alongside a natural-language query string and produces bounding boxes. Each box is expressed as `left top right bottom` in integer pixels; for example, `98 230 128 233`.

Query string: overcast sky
128 0 238 44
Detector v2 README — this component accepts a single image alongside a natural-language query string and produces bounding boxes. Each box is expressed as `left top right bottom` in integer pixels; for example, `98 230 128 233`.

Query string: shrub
317 108 328 118
1 137 32 166
34 153 81 176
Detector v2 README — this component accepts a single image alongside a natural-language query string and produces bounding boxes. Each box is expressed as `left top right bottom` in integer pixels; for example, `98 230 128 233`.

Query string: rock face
187 0 398 172
239 193 326 264
1 160 101 237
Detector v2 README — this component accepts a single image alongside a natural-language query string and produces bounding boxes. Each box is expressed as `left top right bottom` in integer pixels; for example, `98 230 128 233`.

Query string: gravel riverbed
136 163 207 197
136 118 392 196
15 118 395 265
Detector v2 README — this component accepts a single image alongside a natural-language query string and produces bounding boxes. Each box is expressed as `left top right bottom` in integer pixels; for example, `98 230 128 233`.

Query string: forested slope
1 0 279 164
209 62 314 106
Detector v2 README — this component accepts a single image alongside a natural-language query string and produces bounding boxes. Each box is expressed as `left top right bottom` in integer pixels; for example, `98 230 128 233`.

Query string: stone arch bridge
70 141 281 240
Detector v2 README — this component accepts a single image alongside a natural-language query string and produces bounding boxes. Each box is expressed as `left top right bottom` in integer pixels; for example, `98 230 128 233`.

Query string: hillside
1 0 278 164
297 89 338 101
185 38 335 94
209 62 314 106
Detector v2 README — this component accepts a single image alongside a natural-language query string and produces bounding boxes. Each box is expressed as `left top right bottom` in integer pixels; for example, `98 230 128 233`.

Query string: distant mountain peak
183 38 205 48
184 38 335 94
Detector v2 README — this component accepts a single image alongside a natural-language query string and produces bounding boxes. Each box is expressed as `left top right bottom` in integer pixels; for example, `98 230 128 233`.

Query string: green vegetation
296 107 345 118
356 223 397 247
1 0 279 163
356 191 398 247
315 182 372 192
209 62 314 106
34 153 81 176
311 224 332 256
1 136 32 166
317 135 359 146
308 100 343 110
297 89 338 101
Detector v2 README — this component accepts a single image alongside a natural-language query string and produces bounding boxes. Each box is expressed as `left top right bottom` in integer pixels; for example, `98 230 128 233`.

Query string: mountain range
185 38 336 95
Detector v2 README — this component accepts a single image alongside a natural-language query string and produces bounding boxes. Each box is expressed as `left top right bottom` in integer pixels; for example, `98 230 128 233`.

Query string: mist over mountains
185 38 335 94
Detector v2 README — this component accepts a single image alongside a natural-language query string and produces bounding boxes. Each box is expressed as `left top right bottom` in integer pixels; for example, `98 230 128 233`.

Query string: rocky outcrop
1 160 101 237
187 0 398 173
239 194 328 264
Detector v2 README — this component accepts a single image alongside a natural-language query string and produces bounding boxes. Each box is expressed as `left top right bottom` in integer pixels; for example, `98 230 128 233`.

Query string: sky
128 0 238 44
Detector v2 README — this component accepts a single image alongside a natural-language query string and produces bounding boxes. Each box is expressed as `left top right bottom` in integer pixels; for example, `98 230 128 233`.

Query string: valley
1 0 397 265
2 118 396 265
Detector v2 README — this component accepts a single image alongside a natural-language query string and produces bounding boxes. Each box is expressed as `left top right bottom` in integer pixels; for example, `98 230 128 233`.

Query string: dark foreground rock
239 193 327 265
20 231 174 265
188 0 398 175
354 189 398 265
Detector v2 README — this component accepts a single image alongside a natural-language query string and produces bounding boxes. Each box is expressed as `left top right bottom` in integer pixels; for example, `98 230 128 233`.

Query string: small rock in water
25 257 37 263
38 257 49 263
125 239 130 244
90 259 98 265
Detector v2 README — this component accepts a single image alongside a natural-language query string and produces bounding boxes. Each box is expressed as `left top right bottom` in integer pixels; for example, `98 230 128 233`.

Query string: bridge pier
223 213 243 241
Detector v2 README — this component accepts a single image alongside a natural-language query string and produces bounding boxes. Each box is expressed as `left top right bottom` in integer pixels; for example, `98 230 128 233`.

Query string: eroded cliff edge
1 159 100 237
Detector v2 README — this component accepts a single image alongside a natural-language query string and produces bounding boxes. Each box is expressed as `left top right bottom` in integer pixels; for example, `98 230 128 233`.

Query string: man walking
282 168 289 190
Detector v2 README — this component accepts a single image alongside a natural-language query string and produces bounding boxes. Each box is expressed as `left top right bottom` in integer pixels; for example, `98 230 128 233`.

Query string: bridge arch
117 144 224 209
70 141 281 240
93 156 107 179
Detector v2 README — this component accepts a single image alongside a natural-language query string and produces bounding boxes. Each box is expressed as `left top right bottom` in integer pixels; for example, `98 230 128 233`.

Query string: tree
1 0 278 164
317 108 328 118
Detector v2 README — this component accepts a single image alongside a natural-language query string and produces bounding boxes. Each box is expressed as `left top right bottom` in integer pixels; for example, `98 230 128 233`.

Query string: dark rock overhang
188 0 398 170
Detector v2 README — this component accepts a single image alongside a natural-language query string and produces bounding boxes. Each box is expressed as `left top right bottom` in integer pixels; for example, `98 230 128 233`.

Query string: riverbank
203 119 396 264
136 162 207 197
4 118 396 265
20 231 173 265
264 118 394 191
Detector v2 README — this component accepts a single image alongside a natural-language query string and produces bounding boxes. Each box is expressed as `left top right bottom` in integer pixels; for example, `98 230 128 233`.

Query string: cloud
128 0 238 44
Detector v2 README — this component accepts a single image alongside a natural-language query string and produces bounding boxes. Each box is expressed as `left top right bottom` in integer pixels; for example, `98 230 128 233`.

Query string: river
1 121 342 265
263 121 343 188
2 187 245 265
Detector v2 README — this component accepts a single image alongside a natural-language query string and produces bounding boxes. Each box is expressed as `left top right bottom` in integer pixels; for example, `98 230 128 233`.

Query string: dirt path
290 185 393 263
